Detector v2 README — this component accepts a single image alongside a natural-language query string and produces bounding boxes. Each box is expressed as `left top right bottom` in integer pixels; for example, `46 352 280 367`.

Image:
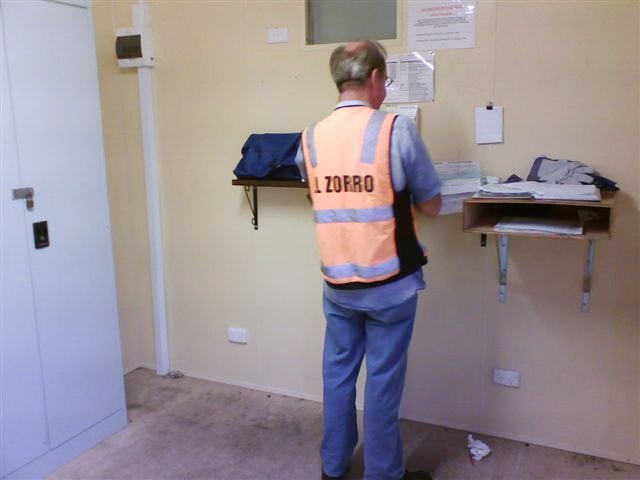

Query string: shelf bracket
581 239 596 312
497 235 509 303
243 186 259 230
493 235 596 312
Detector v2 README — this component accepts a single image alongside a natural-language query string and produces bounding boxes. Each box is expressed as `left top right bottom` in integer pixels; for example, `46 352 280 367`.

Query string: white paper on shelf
479 181 600 201
494 217 584 235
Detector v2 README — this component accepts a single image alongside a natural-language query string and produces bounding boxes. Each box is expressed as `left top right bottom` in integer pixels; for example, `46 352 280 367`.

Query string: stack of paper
475 184 534 199
528 182 600 201
435 161 491 215
478 181 600 201
494 217 584 235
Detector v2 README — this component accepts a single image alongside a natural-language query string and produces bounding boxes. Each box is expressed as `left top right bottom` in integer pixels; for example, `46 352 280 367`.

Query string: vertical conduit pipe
133 1 169 375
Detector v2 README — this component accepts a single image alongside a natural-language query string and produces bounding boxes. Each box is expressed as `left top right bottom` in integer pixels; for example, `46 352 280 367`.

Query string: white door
0 20 50 477
0 0 125 472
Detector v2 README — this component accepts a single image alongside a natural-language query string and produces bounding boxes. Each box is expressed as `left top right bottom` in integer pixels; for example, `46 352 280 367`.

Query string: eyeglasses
384 76 394 88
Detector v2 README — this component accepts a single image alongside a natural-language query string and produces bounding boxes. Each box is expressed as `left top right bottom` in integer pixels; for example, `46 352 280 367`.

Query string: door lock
12 187 34 210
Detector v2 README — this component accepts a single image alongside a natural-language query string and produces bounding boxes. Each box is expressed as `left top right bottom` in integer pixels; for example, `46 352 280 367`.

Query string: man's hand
416 194 442 217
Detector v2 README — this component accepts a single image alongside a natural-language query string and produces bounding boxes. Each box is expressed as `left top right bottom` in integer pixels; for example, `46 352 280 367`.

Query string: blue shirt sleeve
295 145 307 181
390 116 441 204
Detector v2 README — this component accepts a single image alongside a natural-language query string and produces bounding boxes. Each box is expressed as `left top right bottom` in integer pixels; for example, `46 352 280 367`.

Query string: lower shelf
463 192 614 240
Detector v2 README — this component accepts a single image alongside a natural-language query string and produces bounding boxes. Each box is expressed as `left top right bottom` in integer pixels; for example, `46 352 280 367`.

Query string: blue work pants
320 294 418 480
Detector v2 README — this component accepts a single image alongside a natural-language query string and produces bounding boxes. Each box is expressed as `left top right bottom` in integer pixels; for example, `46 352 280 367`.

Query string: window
306 0 397 46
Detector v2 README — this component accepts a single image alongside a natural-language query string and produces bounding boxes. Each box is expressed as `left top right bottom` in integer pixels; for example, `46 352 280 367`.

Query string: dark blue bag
233 132 302 180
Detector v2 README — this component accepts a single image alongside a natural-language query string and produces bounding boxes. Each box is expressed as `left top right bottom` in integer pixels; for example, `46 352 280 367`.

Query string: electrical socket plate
493 368 520 388
228 327 248 344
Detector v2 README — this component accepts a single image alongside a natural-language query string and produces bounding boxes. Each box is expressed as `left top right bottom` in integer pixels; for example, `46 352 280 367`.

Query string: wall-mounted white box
228 327 248 344
115 26 155 68
493 368 520 388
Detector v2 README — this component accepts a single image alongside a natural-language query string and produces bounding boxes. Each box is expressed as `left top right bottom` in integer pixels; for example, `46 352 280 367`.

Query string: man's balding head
329 39 387 93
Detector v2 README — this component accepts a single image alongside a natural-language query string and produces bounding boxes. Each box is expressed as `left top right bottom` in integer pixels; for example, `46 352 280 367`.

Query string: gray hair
329 39 387 92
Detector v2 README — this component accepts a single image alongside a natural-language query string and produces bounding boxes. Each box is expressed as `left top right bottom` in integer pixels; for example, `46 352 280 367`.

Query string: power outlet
493 368 520 388
228 327 248 344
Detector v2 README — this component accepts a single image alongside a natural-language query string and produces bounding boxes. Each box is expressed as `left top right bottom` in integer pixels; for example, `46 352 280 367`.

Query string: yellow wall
94 0 155 373
94 0 639 464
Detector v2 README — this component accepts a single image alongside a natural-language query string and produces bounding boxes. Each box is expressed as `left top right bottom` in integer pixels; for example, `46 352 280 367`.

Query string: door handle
12 187 34 210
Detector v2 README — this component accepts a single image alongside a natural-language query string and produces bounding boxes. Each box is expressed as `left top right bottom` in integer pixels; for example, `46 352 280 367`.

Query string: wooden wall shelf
463 191 615 240
462 191 616 311
232 179 306 189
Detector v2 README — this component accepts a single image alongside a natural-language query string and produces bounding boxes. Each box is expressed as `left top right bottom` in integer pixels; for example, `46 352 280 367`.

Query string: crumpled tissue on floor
467 434 491 464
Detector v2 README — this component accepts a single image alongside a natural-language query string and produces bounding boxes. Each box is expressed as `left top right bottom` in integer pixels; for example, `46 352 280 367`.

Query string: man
296 39 442 480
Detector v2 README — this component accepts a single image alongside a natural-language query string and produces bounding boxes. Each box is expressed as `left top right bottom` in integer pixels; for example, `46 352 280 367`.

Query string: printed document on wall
383 104 419 125
475 106 503 144
408 1 476 51
385 52 435 103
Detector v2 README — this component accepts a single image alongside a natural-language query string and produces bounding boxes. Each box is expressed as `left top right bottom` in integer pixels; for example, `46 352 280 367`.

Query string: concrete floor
49 368 639 480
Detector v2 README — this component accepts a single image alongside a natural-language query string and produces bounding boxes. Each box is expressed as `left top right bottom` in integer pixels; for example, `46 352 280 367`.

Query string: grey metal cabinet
0 1 127 478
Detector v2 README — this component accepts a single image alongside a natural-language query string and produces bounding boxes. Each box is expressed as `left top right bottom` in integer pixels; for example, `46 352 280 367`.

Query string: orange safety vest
301 105 426 288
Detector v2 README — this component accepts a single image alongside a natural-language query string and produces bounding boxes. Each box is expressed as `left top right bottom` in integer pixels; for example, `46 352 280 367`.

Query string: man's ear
373 68 389 87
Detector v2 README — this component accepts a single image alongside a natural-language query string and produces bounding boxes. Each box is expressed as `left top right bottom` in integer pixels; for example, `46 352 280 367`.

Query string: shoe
321 471 346 479
402 470 433 480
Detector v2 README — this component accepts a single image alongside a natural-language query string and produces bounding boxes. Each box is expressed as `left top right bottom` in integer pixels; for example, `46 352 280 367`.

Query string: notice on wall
475 106 503 144
408 0 476 51
383 104 419 125
385 52 435 103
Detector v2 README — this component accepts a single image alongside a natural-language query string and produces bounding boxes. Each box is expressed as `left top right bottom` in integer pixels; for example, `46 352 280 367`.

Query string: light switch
267 27 288 44
228 327 248 344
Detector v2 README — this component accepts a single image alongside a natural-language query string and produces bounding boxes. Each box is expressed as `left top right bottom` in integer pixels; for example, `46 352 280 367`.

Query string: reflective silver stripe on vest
321 256 400 280
360 110 388 164
314 205 394 224
305 123 318 168
305 110 389 168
